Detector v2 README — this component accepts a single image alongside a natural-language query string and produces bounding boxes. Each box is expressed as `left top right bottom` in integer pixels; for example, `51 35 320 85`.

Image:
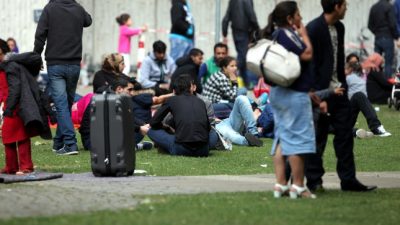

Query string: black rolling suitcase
90 94 135 177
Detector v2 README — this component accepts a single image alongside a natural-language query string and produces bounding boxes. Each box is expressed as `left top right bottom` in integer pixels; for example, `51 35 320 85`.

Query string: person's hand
295 22 306 37
334 87 345 96
141 25 148 32
319 101 328 114
140 124 150 136
223 37 228 45
396 39 400 48
159 83 169 90
253 108 261 119
229 72 237 82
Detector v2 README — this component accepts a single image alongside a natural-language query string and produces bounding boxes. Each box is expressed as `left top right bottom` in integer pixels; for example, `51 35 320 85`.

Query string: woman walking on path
116 13 147 75
262 1 316 199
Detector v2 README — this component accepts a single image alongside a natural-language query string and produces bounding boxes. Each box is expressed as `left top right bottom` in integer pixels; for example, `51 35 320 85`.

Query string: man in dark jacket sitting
170 48 204 94
144 75 211 157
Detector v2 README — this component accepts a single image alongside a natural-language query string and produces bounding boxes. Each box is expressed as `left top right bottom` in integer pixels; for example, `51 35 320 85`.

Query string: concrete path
1 172 400 219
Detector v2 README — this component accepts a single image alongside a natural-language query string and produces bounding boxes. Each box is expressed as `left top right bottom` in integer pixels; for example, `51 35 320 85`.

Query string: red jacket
0 70 31 144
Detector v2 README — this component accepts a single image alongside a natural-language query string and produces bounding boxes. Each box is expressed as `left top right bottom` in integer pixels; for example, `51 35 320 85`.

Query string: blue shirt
346 72 367 100
275 28 313 92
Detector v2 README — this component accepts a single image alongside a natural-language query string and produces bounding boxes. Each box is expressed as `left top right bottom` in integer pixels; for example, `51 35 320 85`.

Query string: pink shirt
71 93 94 125
118 25 142 54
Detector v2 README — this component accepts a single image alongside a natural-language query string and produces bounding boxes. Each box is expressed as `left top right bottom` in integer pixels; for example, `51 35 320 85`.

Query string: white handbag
246 32 301 87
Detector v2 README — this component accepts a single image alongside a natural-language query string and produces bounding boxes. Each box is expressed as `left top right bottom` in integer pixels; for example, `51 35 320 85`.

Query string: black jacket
150 94 210 148
34 0 92 65
170 56 202 94
92 70 130 93
170 0 194 40
222 0 259 37
132 93 153 125
367 70 392 104
368 0 399 40
2 52 52 140
307 14 346 90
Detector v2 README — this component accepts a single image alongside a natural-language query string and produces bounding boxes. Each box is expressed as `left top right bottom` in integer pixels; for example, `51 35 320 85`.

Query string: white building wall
0 0 379 68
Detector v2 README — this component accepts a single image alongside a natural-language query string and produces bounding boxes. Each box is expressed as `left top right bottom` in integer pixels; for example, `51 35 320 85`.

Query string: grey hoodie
139 52 176 88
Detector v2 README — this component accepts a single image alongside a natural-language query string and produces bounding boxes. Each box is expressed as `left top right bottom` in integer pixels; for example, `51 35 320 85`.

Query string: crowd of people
1 0 399 199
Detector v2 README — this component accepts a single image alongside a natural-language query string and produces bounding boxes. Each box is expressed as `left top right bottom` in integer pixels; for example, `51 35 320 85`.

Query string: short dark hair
214 43 228 52
346 53 360 63
128 77 143 91
189 48 204 57
112 77 129 91
218 56 236 68
116 13 131 25
172 74 193 95
0 39 10 55
321 0 345 14
153 40 167 53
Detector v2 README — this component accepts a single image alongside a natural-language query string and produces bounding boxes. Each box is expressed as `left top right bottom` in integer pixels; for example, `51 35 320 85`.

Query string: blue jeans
212 88 248 119
215 96 258 145
48 65 80 146
170 36 194 61
147 129 211 157
375 37 394 79
209 129 219 150
233 30 250 86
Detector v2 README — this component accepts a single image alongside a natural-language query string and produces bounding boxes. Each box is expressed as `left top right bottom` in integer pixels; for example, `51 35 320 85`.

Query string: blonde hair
102 53 124 74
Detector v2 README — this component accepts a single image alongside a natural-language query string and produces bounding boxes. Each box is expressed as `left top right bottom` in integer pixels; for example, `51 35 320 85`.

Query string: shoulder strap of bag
259 29 281 84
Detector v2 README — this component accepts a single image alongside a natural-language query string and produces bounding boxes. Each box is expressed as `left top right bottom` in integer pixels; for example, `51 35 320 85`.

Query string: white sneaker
356 129 374 139
373 126 392 137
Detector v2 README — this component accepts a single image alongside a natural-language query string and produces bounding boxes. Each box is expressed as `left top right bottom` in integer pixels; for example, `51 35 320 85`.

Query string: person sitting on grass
92 53 130 93
127 78 174 149
143 75 212 157
79 78 151 151
138 40 176 96
345 61 391 137
202 56 247 119
255 93 275 139
215 95 263 147
170 48 204 94
198 42 228 84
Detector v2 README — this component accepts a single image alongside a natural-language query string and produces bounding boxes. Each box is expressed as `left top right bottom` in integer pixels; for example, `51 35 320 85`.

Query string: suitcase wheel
92 172 104 177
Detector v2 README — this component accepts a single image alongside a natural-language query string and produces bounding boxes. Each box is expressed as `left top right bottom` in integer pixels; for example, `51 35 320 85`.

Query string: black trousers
350 92 381 131
305 95 357 188
232 30 250 86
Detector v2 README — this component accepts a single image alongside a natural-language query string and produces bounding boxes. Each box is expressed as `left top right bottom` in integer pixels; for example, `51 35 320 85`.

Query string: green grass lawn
0 105 399 225
3 190 400 225
0 104 399 175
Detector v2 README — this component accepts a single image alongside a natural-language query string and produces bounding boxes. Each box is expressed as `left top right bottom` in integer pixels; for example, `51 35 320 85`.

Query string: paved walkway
1 172 400 219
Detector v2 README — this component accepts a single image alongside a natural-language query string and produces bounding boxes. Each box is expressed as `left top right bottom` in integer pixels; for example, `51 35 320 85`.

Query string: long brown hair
262 1 298 39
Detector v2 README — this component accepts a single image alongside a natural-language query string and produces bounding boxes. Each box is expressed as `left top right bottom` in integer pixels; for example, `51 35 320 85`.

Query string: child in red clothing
0 39 49 175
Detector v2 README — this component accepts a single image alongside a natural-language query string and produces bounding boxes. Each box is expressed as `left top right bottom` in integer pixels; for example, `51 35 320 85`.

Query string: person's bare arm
296 23 313 61
152 93 174 105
